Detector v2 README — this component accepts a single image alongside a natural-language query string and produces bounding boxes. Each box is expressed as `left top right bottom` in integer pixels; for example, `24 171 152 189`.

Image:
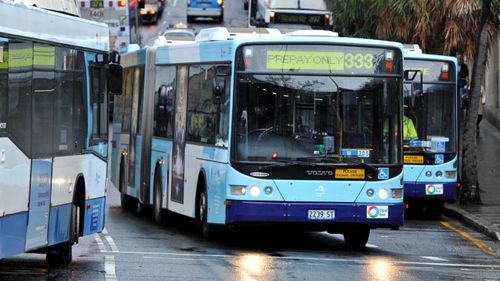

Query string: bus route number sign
266 51 375 72
90 0 104 8
335 168 365 179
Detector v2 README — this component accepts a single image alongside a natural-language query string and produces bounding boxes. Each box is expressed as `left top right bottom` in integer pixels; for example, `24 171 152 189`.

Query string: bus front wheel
198 189 221 241
343 227 370 250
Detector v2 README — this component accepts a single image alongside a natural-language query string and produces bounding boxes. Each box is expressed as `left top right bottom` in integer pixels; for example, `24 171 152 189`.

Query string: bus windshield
233 44 402 165
403 59 457 154
403 83 456 153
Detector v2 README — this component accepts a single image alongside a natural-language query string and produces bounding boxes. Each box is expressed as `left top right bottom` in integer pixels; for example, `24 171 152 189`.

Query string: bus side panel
150 138 173 209
200 147 228 225
0 138 31 219
82 197 106 236
0 212 28 259
47 203 72 246
134 135 144 202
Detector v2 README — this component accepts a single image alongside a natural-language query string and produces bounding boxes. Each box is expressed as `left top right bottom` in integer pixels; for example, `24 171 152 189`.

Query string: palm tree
331 0 500 204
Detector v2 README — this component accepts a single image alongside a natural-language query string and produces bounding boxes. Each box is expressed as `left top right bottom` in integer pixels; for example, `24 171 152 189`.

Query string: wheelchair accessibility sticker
378 168 389 180
435 154 444 164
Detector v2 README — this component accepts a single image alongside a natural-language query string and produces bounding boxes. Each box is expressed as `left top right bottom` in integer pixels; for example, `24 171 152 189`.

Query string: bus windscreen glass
234 44 403 165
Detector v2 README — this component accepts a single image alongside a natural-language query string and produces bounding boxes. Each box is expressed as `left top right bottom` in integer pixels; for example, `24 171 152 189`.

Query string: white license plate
307 209 335 220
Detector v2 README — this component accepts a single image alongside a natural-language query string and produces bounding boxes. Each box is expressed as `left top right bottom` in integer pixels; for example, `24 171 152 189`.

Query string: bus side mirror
212 76 225 104
108 63 123 95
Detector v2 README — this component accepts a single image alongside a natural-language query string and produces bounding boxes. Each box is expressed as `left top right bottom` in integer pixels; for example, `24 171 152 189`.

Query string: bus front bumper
225 201 404 228
404 182 457 202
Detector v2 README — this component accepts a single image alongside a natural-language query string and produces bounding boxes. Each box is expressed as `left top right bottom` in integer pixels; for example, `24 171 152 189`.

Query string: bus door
26 160 52 250
128 67 143 197
171 66 188 204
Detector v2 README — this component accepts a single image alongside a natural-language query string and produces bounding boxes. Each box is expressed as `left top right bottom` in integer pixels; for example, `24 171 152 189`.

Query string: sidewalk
444 120 500 240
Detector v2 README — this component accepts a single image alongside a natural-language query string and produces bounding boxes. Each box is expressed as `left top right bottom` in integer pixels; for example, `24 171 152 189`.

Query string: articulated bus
0 0 121 266
248 0 333 30
79 0 131 51
111 27 405 249
403 47 458 216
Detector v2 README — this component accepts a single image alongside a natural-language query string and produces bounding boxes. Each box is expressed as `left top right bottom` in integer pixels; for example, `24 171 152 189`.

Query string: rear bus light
109 1 113 7
384 51 394 72
441 63 449 80
118 0 126 7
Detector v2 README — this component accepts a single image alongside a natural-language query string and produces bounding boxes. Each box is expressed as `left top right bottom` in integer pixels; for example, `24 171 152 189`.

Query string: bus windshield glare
233 44 402 165
403 60 456 154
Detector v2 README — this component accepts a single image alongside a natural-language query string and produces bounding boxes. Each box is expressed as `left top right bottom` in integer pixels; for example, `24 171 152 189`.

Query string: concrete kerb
444 203 500 241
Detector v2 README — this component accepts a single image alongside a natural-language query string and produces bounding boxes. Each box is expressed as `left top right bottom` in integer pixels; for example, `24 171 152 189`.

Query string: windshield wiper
258 160 319 171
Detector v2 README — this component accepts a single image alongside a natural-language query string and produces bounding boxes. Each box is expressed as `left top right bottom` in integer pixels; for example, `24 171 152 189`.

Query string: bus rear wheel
154 168 168 225
343 227 370 250
46 205 78 268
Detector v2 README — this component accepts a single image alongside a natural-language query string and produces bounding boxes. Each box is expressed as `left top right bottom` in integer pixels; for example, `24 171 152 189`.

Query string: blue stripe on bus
0 212 28 259
82 197 106 236
225 201 404 225
404 182 457 201
47 203 72 246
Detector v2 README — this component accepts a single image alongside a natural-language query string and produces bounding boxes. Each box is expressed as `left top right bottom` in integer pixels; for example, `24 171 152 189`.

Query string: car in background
187 0 224 23
163 23 196 41
140 0 165 24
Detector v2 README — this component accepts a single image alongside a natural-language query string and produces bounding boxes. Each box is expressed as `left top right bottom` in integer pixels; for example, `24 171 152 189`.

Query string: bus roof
0 0 109 52
153 27 403 65
404 53 458 66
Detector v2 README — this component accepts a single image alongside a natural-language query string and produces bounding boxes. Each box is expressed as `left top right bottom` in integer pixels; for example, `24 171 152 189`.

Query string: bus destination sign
267 51 375 72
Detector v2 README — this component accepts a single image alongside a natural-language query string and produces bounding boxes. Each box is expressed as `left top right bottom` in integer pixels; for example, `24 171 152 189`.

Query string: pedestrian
458 54 469 88
477 85 486 137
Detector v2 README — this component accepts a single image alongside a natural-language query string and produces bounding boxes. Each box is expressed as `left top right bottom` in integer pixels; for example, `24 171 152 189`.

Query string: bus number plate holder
308 210 335 220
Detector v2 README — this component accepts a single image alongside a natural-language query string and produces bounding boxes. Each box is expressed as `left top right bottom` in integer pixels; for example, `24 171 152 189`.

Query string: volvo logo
250 172 270 178
306 170 333 176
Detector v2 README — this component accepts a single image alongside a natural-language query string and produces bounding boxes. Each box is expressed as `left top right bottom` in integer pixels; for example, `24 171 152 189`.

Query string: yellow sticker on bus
335 168 365 179
266 51 375 71
404 155 424 164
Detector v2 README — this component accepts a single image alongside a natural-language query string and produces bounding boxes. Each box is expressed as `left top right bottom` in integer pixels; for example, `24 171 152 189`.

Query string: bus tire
343 227 370 250
153 167 168 225
198 187 220 241
121 194 138 212
46 204 77 268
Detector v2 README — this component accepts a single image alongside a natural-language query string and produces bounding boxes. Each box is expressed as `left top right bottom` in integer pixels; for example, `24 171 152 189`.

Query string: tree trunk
460 0 491 204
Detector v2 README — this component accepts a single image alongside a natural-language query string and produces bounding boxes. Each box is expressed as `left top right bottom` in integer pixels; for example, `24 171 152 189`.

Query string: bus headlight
250 185 261 197
217 0 223 6
445 171 456 178
230 185 246 195
435 171 443 178
325 14 331 20
378 188 389 199
391 189 403 199
425 171 432 177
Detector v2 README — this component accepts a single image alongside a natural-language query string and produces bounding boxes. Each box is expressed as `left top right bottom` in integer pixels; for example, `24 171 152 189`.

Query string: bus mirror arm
212 76 225 104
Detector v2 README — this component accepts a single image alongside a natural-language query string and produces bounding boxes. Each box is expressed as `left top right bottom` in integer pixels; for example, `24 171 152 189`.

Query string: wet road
1 183 500 281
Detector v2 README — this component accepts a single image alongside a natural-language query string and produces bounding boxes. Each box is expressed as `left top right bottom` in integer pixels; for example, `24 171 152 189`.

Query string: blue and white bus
403 47 458 216
111 27 405 249
0 0 121 267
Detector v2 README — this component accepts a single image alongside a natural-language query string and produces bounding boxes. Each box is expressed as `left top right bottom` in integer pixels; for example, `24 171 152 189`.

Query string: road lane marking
105 235 120 253
105 255 118 281
100 250 500 269
94 234 107 252
440 221 498 256
421 256 449 262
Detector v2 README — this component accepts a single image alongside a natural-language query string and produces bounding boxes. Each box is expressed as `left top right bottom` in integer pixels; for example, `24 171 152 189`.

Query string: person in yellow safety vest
403 115 418 140
383 115 418 140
